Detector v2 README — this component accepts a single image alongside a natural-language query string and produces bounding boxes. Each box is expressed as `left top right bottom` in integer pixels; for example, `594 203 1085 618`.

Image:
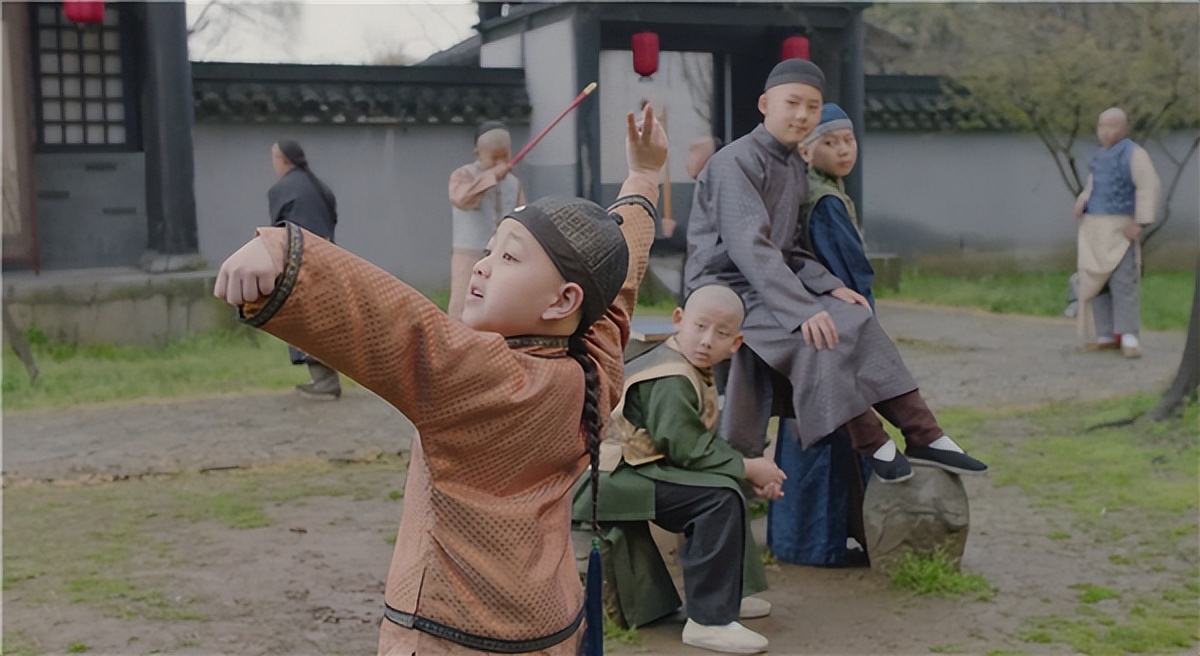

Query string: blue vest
1085 138 1136 216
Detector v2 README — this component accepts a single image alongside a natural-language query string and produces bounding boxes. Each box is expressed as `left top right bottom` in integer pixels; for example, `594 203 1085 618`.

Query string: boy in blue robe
766 104 875 567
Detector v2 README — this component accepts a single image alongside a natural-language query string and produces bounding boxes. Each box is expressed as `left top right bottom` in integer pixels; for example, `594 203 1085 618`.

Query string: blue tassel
581 536 604 655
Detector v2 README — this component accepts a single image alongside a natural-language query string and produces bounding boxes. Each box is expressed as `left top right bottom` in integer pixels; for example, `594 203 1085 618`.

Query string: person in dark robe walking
267 140 342 399
684 59 987 482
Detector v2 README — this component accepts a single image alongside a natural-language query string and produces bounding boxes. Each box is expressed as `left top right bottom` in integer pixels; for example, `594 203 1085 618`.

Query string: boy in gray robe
684 59 986 482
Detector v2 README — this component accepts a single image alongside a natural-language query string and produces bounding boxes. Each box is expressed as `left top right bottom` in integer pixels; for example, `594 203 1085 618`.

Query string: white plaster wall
513 19 578 200
862 130 1199 267
193 122 528 291
598 50 713 186
480 33 522 68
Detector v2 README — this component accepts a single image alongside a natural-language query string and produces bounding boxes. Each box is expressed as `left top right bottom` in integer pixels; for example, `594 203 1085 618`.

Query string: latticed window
32 2 137 150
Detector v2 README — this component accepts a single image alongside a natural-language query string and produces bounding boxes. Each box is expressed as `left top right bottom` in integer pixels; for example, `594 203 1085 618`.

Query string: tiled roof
864 75 1019 132
191 63 531 126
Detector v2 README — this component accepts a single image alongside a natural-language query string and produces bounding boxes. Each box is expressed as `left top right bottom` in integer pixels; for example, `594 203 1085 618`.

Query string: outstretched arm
585 107 668 418
214 225 524 430
449 164 507 210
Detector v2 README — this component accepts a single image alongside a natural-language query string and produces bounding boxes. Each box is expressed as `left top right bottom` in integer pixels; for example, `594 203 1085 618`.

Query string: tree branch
1141 134 1199 245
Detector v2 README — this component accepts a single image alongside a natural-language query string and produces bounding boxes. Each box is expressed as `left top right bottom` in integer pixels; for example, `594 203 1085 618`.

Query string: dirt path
3 302 1192 655
4 301 1184 485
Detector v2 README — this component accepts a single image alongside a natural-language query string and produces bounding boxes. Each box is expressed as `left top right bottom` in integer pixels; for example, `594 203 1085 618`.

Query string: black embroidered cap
764 58 826 94
474 120 509 144
506 197 629 331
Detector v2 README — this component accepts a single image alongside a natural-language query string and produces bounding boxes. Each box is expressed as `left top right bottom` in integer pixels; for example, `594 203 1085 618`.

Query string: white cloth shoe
682 619 769 654
738 596 771 619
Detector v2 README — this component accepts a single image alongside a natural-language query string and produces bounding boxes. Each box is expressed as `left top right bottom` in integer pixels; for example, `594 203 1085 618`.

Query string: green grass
956 395 1199 655
2 330 305 412
761 546 778 566
603 618 641 645
3 458 409 622
1020 606 1198 655
3 285 679 412
0 631 42 656
1075 584 1120 604
973 395 1199 531
876 270 1193 331
889 547 994 597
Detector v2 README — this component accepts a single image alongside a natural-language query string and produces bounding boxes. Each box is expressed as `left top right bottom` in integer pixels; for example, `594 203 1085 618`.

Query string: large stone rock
862 465 970 575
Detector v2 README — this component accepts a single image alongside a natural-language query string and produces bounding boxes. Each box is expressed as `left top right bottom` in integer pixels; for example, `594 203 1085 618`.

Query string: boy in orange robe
215 108 668 654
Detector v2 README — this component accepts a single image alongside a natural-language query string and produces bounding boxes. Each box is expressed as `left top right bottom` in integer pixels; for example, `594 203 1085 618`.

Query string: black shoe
295 382 341 400
906 445 988 475
297 362 342 400
870 451 913 483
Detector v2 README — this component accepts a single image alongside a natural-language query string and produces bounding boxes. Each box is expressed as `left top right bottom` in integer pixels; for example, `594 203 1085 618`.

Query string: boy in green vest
797 102 874 309
573 284 784 654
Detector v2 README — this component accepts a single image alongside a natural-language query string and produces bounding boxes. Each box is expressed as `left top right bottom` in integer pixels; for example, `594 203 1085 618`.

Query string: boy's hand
753 482 784 501
830 287 870 310
493 161 512 181
744 457 786 496
627 104 668 176
214 237 278 306
1123 222 1143 242
800 310 839 349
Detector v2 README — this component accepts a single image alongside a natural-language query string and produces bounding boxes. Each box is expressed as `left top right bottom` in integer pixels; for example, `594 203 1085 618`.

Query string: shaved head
476 128 511 152
1096 107 1130 147
1099 107 1128 126
685 284 745 327
673 284 745 368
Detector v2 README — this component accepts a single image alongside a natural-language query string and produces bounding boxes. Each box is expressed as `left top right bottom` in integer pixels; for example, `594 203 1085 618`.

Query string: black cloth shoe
296 362 342 400
295 382 341 400
906 445 988 475
870 451 913 483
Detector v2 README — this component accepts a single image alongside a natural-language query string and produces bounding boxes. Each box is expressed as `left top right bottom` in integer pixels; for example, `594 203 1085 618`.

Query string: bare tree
869 3 1199 423
867 3 1199 223
187 1 302 61
1142 134 1200 244
368 4 475 65
1147 263 1199 422
679 52 713 127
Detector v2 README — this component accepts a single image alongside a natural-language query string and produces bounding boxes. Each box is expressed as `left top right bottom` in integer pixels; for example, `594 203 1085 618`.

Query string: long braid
568 332 603 533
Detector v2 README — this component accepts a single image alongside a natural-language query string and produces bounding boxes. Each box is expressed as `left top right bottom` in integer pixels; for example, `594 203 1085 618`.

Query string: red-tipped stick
510 82 598 167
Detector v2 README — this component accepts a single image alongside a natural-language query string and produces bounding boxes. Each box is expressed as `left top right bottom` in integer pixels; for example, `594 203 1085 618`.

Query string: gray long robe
684 124 917 450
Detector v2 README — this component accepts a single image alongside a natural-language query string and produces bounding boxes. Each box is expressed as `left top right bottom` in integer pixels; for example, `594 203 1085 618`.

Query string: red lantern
631 31 659 78
64 0 105 24
781 35 810 61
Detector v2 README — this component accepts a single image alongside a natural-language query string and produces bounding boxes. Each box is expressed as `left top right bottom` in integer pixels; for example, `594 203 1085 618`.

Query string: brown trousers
843 390 942 454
